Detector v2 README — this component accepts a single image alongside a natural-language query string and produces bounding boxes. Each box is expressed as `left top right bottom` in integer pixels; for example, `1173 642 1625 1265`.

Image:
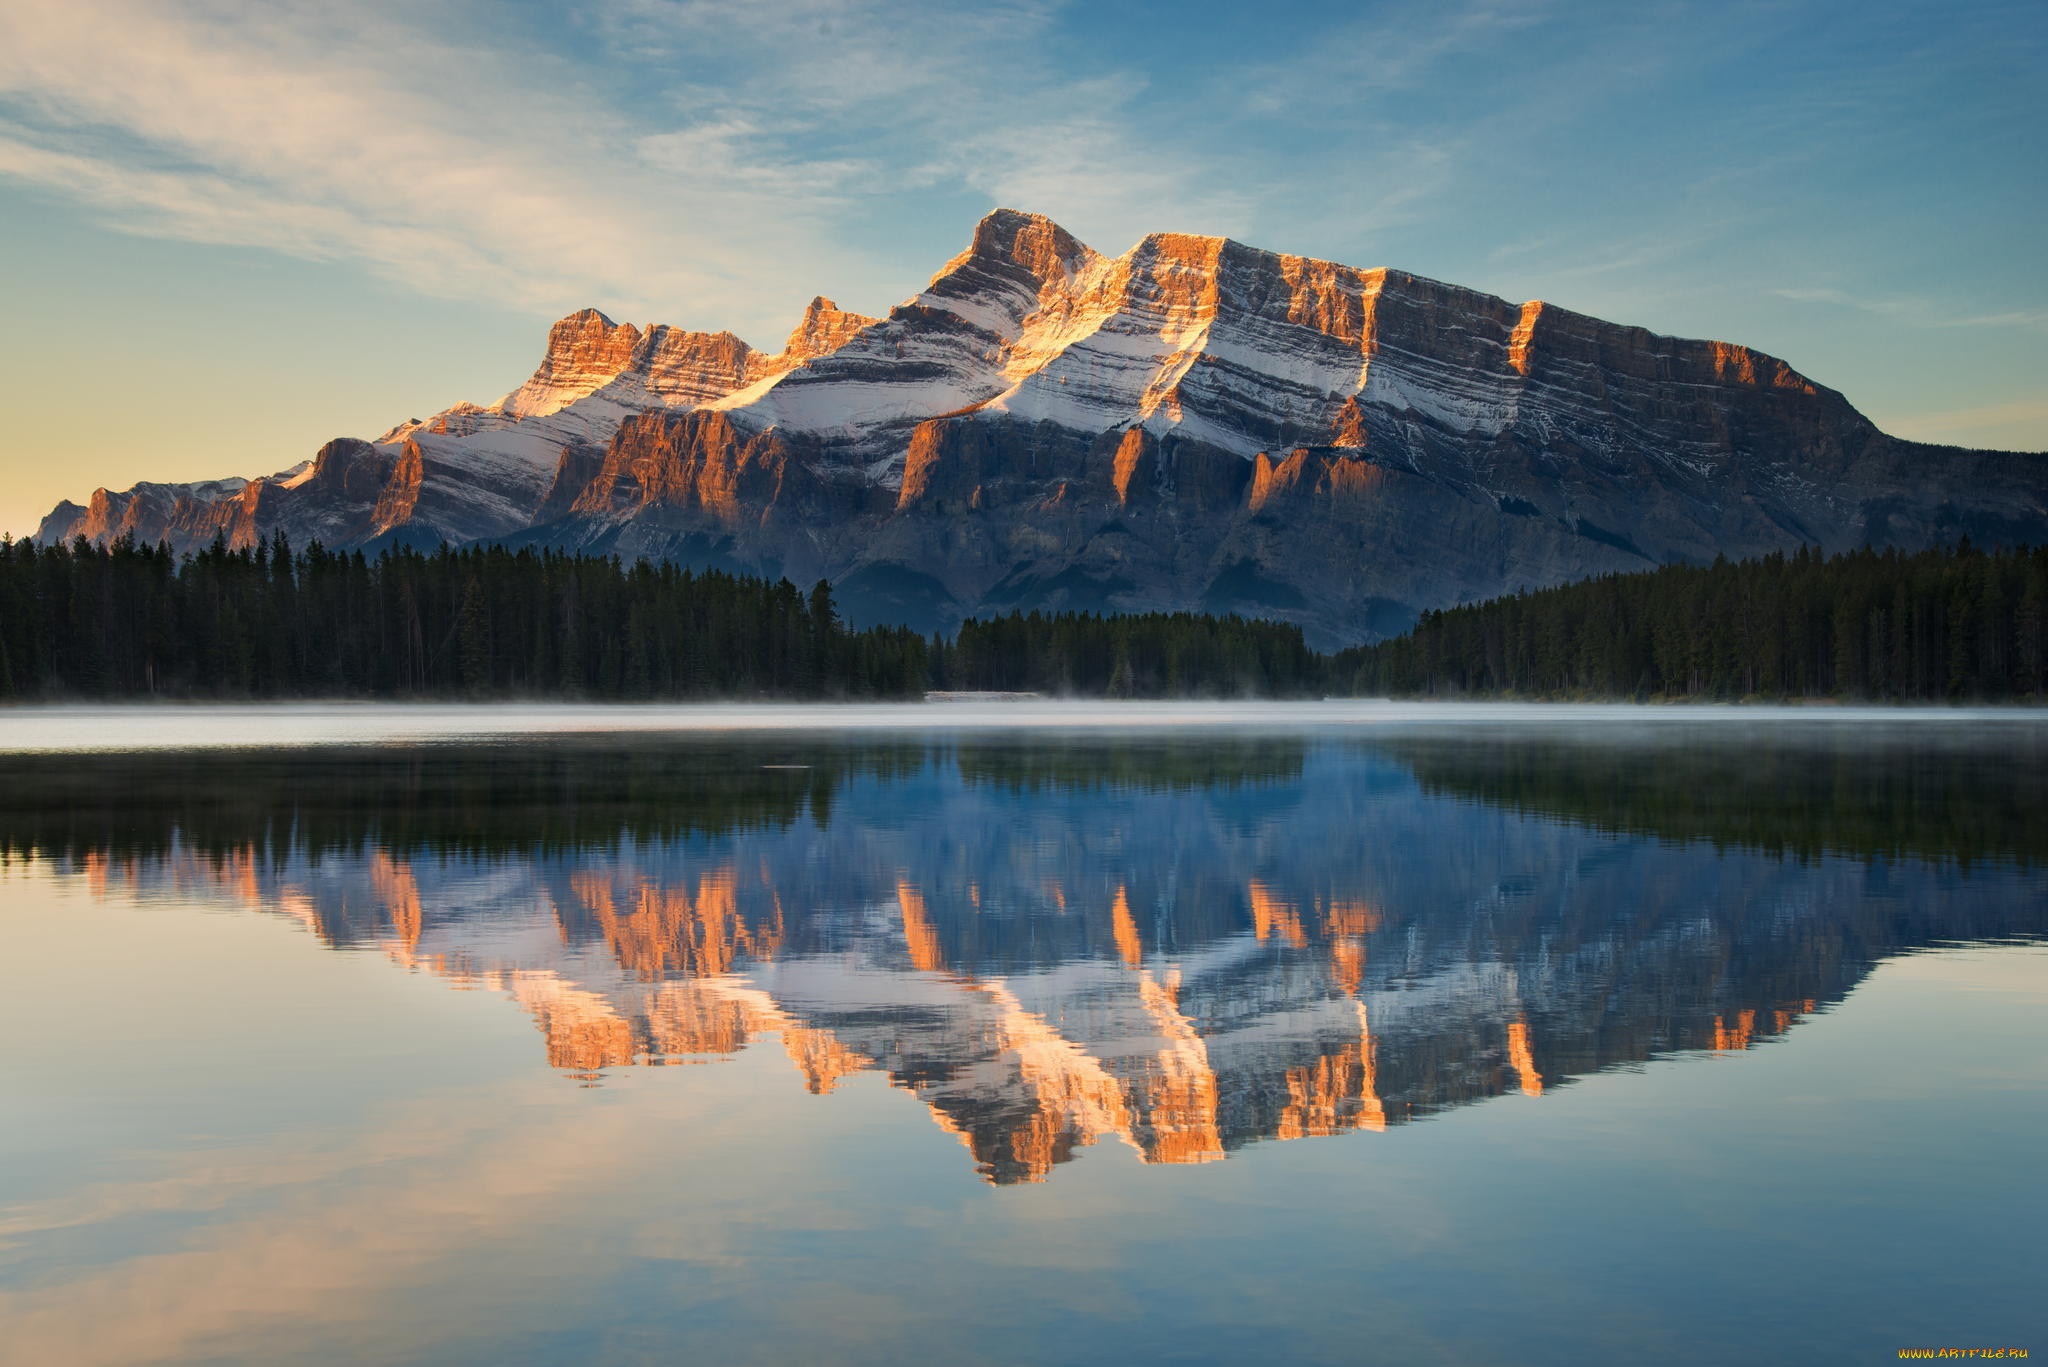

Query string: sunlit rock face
11 733 2045 1186
36 210 2048 644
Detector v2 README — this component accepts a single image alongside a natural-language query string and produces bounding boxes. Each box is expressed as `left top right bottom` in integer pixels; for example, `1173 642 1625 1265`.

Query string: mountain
37 210 2048 645
14 733 2045 1185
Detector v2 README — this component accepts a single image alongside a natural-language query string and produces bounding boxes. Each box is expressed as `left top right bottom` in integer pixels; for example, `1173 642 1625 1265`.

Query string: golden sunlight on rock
1111 885 1144 967
1248 880 1309 948
370 853 424 958
781 1026 870 1096
1507 1020 1544 1097
1713 1009 1756 1052
1134 971 1225 1166
896 879 946 974
40 818 1896 1188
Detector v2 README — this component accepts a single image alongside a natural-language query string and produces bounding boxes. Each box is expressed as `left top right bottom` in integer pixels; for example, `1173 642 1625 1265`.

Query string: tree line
0 535 927 700
1334 542 2048 701
931 609 1324 697
0 535 1333 702
3 535 2045 703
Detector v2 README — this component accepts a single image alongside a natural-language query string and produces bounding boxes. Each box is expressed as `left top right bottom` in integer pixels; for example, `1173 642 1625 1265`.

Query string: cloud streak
0 0 2038 456
0 3 958 334
0 1 762 317
0 0 1249 338
1773 286 2048 335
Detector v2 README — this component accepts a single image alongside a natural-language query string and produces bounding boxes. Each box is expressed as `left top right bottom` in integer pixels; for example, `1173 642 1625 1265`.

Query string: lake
1 703 2043 1366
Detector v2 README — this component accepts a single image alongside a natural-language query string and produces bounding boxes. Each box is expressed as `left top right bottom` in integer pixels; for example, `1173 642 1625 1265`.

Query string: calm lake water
0 703 2043 1366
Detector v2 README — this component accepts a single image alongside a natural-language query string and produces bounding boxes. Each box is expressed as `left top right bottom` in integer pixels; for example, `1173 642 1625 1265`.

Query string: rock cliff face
37 209 2048 644
24 735 2046 1185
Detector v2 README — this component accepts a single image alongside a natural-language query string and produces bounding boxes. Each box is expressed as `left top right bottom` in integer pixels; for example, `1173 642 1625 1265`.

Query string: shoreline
4 697 2047 755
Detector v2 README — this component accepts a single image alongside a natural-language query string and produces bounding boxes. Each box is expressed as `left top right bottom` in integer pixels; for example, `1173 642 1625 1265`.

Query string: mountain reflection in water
4 727 2042 1186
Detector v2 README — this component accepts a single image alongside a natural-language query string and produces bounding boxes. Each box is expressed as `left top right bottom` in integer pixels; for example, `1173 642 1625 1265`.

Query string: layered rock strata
39 211 2047 644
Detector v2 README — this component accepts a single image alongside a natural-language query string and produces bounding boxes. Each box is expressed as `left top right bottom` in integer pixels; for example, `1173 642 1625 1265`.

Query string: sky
0 0 2042 536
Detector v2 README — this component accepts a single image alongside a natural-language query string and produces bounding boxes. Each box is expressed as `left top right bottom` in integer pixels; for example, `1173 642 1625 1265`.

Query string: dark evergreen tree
3 536 2043 705
1334 542 2048 703
0 538 929 702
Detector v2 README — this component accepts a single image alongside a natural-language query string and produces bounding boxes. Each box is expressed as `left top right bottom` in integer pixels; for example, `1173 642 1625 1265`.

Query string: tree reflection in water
5 725 2041 1184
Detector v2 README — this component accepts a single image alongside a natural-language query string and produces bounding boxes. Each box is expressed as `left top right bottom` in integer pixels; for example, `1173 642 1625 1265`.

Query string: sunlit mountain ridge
36 212 2048 646
15 732 2043 1185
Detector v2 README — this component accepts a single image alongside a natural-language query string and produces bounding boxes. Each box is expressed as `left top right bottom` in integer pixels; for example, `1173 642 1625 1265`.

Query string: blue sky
0 0 2042 534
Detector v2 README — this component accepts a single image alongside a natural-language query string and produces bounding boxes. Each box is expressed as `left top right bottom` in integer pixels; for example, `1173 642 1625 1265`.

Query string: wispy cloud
0 0 2040 421
0 0 1592 339
1773 287 2048 334
1237 0 1556 111
0 0 1218 338
1936 310 2048 332
587 0 1255 249
0 0 811 326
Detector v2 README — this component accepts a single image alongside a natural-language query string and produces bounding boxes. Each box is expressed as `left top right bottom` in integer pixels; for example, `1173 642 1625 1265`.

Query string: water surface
1 706 2043 1365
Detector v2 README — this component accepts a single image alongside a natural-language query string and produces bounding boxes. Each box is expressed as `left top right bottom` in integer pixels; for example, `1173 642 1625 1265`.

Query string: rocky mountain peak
496 311 778 421
1130 229 1232 260
780 296 876 364
500 309 647 418
968 208 1094 272
932 208 1104 302
31 209 2046 646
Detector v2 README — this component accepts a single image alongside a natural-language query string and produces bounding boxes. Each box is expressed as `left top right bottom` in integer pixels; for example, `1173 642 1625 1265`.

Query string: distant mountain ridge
37 209 2048 645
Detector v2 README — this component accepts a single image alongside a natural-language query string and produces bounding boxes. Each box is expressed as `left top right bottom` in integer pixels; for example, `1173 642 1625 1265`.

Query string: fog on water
2 698 2043 753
